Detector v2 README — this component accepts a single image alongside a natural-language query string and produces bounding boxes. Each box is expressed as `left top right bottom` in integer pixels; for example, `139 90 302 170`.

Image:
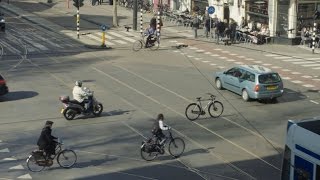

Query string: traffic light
73 0 84 8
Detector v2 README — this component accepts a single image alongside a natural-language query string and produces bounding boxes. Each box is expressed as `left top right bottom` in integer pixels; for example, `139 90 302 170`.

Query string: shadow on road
0 91 38 102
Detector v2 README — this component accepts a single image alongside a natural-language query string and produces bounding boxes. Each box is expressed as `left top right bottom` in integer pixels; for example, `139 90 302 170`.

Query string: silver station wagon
214 65 284 101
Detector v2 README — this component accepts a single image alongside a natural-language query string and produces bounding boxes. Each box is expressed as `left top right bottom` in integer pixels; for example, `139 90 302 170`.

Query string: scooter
59 88 103 120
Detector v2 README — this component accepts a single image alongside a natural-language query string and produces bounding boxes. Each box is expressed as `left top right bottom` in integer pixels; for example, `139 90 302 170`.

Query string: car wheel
215 78 223 90
242 89 250 102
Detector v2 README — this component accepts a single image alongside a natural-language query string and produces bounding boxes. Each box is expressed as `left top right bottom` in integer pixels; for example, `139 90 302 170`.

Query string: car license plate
267 86 277 90
60 109 64 114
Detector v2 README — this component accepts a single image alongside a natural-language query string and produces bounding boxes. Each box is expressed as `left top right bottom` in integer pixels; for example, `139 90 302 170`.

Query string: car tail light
254 85 259 92
0 79 5 85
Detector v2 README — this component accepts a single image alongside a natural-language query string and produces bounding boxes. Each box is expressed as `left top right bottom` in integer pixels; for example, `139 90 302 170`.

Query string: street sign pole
207 6 215 41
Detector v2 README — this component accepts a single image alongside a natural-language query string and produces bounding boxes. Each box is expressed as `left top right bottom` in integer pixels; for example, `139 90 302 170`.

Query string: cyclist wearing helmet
152 114 171 145
72 80 92 113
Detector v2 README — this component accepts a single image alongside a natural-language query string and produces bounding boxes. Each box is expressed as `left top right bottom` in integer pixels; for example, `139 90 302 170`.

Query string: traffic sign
101 24 107 31
208 6 215 15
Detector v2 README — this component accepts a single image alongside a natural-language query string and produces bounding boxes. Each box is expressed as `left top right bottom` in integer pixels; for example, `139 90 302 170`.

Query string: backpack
151 120 160 134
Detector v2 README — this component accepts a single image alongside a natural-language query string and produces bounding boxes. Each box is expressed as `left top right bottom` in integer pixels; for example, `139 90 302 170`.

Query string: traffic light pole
77 4 80 39
133 0 138 31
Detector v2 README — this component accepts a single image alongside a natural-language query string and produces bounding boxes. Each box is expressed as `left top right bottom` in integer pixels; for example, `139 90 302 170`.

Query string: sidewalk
1 0 319 56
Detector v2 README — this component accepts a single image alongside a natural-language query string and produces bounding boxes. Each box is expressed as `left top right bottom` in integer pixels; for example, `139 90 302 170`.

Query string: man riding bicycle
152 114 171 145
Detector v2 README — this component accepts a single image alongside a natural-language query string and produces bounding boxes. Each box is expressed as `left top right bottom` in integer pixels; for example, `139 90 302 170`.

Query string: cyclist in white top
152 114 171 144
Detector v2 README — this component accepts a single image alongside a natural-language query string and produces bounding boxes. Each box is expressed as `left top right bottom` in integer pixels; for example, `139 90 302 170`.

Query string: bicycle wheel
57 149 77 168
185 103 201 121
208 101 224 118
132 40 143 51
26 154 46 172
149 38 160 50
168 137 185 158
140 143 158 161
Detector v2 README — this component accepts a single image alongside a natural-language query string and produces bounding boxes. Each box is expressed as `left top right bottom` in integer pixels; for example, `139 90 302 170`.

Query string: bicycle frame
195 99 213 112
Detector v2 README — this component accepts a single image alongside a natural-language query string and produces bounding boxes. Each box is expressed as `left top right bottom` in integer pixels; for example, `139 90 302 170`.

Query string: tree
113 0 118 27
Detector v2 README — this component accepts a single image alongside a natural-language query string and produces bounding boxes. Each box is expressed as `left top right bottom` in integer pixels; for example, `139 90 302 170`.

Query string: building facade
206 0 320 44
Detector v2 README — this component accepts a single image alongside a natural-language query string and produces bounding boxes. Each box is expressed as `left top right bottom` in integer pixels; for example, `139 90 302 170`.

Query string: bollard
77 9 80 39
101 31 106 47
140 9 143 35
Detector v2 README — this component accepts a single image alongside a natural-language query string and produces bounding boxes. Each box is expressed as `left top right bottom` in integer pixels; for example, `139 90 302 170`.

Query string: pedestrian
192 15 200 38
204 17 211 38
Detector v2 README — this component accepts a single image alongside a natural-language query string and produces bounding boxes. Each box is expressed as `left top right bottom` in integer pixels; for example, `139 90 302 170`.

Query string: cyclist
144 26 157 48
37 121 58 159
152 114 171 145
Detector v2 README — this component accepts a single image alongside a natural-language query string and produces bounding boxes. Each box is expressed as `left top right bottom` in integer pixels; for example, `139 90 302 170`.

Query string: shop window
276 0 289 37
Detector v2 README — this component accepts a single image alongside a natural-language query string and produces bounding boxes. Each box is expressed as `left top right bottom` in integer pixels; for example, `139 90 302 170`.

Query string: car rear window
0 75 3 80
258 73 281 84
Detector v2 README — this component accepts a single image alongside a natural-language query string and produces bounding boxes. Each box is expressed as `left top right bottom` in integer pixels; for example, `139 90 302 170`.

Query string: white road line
302 75 313 78
238 56 246 58
274 56 291 59
0 148 9 153
291 80 303 84
313 67 320 69
196 49 205 52
173 50 179 53
282 69 291 71
245 58 254 61
187 55 194 58
292 61 315 64
291 72 301 74
303 84 315 88
282 77 291 80
302 64 320 67
313 79 320 81
307 57 320 60
108 31 136 42
17 174 32 179
122 31 140 38
227 59 235 62
230 53 237 56
181 33 193 37
253 61 262 63
282 59 302 62
210 63 216 66
218 57 227 59
210 54 219 57
194 58 202 60
88 34 115 45
180 52 186 55
234 62 244 64
2 157 17 161
0 41 21 54
271 66 281 69
169 40 178 43
204 52 212 55
264 54 280 57
218 66 225 69
176 42 184 45
263 64 272 66
9 165 24 170
310 100 319 104
202 61 210 63
189 47 198 50
222 51 230 53
214 48 222 50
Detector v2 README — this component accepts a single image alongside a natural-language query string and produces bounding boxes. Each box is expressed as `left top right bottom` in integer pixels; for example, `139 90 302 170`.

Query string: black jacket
37 127 57 148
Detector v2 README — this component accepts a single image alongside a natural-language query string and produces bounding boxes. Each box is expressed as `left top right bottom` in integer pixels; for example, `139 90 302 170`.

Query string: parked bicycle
26 138 77 172
140 129 185 161
185 93 224 121
132 34 160 51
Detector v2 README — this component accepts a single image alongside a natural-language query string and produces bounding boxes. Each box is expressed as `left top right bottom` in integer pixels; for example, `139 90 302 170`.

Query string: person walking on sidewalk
204 17 211 38
192 15 200 38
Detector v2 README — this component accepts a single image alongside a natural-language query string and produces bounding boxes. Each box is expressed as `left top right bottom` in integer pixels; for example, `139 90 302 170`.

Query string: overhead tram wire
176 46 282 156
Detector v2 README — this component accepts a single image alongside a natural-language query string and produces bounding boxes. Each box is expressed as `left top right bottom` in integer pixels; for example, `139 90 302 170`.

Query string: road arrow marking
0 148 9 153
17 174 32 179
9 165 24 170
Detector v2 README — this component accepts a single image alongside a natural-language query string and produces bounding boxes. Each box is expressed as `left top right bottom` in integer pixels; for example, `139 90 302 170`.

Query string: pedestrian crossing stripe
292 80 303 84
307 58 320 60
264 54 280 57
282 59 302 62
303 84 315 87
291 72 302 74
9 165 24 170
302 64 320 67
2 157 17 161
108 32 136 42
292 61 315 64
312 67 320 69
0 148 9 153
113 40 127 44
274 56 291 59
17 174 32 179
87 34 115 46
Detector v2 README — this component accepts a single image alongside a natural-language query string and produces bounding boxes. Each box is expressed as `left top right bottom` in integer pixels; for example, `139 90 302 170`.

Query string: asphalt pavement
0 1 320 180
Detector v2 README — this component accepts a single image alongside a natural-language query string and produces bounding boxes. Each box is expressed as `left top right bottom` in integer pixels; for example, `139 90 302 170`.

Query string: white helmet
75 80 82 87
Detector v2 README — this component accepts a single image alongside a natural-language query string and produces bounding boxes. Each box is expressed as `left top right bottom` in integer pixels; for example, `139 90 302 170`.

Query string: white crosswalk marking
291 72 302 74
189 47 198 50
187 55 194 58
2 157 17 161
9 165 24 170
227 59 235 62
312 67 320 69
196 49 205 52
122 31 140 38
87 34 115 46
272 66 281 69
202 61 210 63
282 69 291 71
302 64 320 67
303 84 315 88
210 54 219 57
218 57 227 59
264 54 280 57
254 61 262 63
230 54 237 56
263 64 272 66
204 52 211 55
0 41 21 54
235 62 244 64
292 80 303 84
274 56 291 59
210 63 216 66
292 61 315 64
17 174 32 179
302 75 313 78
113 40 127 44
282 77 291 80
282 59 302 62
306 57 320 60
0 148 9 152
